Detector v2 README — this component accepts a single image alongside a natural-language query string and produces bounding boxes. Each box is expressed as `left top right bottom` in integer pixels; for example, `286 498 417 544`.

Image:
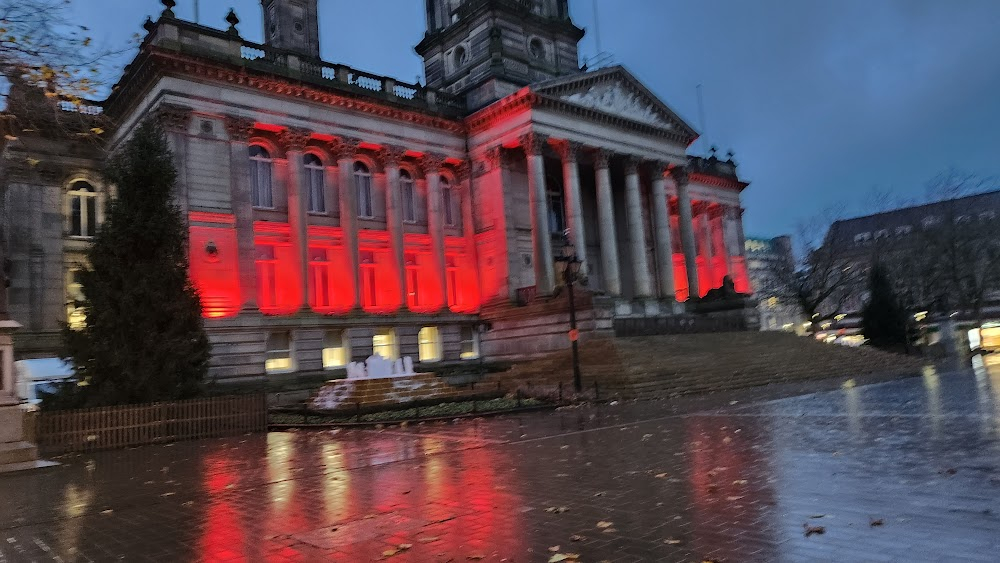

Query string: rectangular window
265 331 294 373
308 247 331 309
70 197 82 237
256 244 278 309
460 326 480 360
443 186 455 226
373 328 398 360
405 252 419 309
402 180 416 223
418 326 442 363
446 255 459 309
360 250 377 309
86 196 97 236
322 330 349 369
251 160 273 208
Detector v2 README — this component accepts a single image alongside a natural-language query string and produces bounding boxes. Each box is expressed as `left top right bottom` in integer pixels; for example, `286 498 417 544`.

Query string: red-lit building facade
1 0 751 380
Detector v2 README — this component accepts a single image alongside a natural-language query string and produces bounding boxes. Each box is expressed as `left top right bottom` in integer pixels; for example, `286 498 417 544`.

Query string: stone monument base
0 404 57 473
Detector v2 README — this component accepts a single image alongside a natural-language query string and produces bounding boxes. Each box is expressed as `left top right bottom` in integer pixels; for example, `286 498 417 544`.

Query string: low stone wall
309 373 482 413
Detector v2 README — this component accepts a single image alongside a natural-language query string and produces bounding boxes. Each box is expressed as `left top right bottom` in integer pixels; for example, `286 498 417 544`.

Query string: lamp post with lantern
555 230 583 392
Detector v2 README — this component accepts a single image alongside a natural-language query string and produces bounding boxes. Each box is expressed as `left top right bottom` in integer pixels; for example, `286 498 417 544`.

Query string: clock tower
416 0 585 110
261 0 321 59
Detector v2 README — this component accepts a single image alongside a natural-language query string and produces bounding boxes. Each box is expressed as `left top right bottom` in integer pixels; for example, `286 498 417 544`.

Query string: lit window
308 247 331 309
373 327 398 360
405 252 420 309
256 244 278 310
401 170 416 223
68 181 98 238
460 326 480 360
250 145 274 208
360 250 377 309
322 330 349 369
265 331 294 373
304 153 325 213
441 176 456 226
66 269 86 330
418 326 442 363
355 161 374 218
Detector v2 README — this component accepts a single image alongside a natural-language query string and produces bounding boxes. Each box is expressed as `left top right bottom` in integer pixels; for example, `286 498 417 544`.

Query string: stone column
279 128 311 309
382 146 408 309
671 167 699 300
422 153 448 310
624 157 652 298
711 204 730 280
333 138 361 309
521 133 555 295
699 203 714 288
594 149 621 296
224 116 257 309
556 140 587 276
649 162 675 300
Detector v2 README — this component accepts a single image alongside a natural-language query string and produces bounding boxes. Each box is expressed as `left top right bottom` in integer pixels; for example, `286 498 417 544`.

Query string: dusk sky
71 0 1000 239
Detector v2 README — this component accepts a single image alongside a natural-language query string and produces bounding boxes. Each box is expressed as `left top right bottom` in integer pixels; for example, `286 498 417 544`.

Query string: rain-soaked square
2 368 999 562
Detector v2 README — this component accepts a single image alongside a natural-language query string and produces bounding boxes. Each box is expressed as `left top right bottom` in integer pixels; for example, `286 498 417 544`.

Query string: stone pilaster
155 104 192 221
224 115 256 309
381 145 408 309
556 140 587 278
421 152 448 310
278 127 311 310
624 156 652 298
649 162 676 300
521 132 555 296
671 166 699 300
594 149 621 296
332 137 361 310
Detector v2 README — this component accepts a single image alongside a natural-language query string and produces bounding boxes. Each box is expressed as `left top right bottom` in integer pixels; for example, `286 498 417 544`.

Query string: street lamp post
555 231 583 392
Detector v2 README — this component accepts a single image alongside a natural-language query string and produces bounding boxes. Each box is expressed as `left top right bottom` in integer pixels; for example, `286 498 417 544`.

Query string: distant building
745 236 803 331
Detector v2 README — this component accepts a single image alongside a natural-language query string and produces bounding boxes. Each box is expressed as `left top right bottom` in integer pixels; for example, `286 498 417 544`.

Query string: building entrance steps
491 332 927 400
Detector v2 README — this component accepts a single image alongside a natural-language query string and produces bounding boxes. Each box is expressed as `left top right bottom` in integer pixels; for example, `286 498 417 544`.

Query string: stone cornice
106 48 466 135
690 172 749 192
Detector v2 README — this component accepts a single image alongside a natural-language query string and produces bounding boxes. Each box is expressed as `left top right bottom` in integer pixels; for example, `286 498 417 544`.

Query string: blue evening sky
71 0 1000 238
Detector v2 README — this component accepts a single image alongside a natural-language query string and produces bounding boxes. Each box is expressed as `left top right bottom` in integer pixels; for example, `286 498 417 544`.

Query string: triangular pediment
531 66 698 139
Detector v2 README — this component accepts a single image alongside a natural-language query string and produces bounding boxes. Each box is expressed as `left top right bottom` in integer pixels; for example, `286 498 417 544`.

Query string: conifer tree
58 121 209 407
861 263 908 352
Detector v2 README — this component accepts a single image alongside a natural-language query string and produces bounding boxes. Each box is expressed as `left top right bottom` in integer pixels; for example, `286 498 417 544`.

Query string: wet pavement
3 364 1000 562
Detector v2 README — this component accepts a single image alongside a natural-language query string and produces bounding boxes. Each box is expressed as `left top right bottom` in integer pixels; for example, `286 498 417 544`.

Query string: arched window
68 181 98 238
249 145 274 208
304 153 325 213
453 46 468 70
400 170 416 223
354 161 374 218
441 176 455 226
529 38 545 60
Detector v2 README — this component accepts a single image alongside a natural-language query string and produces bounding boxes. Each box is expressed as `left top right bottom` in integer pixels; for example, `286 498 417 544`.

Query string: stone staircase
492 332 927 400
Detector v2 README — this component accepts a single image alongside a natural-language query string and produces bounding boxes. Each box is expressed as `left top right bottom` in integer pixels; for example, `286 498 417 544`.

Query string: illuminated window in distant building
460 326 480 360
372 327 398 360
405 252 420 309
250 145 274 208
401 170 416 223
68 181 98 238
308 247 331 309
256 244 278 309
65 268 86 330
322 330 349 369
360 250 377 309
355 162 374 218
418 326 442 363
304 153 326 213
441 176 456 226
446 255 459 308
265 331 294 373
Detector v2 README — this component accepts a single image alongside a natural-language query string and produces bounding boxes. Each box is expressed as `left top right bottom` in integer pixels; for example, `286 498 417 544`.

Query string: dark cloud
76 0 1000 237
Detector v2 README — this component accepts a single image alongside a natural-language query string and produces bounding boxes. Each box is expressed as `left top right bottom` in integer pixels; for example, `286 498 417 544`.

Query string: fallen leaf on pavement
545 506 570 514
596 521 613 529
727 496 745 501
467 556 486 561
418 536 440 543
570 535 584 542
548 546 560 552
809 514 826 519
732 480 748 486
382 549 398 557
664 538 683 545
870 518 884 527
397 544 412 551
602 528 617 533
803 524 826 537
548 555 580 563
655 473 669 479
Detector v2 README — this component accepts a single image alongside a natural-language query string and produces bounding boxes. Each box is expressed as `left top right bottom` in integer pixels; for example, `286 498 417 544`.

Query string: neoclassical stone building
1 0 751 380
